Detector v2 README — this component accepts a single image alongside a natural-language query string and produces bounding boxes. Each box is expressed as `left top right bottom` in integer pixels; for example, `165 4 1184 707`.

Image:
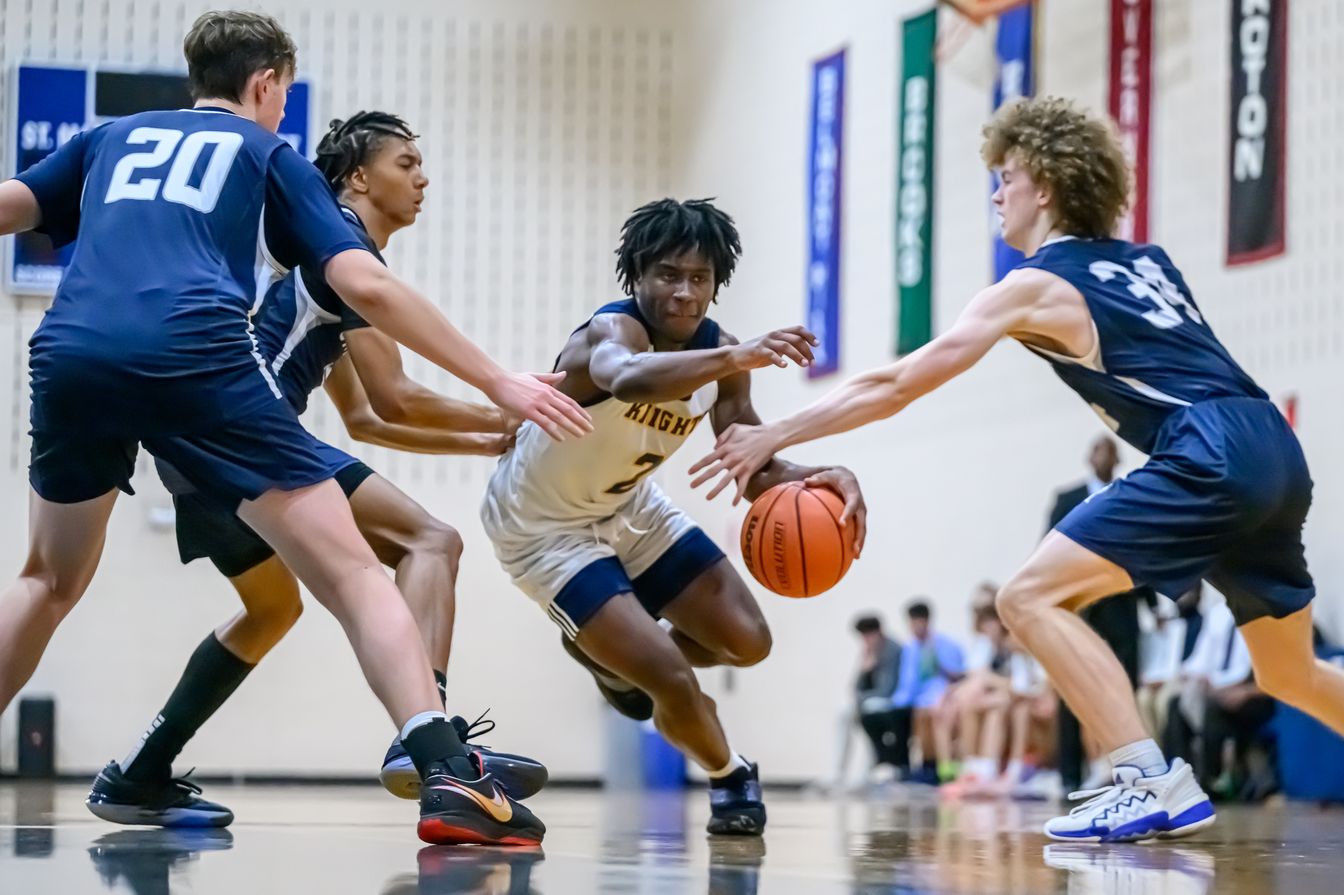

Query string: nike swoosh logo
431 780 513 823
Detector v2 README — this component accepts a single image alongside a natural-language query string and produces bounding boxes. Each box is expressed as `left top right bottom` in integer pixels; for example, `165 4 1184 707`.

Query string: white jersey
485 299 722 525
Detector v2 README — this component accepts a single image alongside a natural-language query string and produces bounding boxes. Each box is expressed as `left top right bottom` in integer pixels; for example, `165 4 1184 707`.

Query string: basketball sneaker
85 762 234 828
417 753 546 846
380 712 549 801
707 762 767 836
560 633 654 721
1043 758 1215 843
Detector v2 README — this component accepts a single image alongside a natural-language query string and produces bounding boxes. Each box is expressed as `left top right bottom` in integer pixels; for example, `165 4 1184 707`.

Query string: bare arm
323 356 510 457
343 326 509 432
708 346 868 555
691 270 1051 501
587 313 818 404
0 180 41 235
323 249 590 439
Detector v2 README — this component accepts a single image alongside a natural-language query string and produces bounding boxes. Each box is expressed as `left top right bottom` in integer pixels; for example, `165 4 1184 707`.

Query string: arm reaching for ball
703 332 867 557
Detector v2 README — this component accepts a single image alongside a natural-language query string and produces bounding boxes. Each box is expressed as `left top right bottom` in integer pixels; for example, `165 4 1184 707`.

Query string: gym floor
2 780 1340 893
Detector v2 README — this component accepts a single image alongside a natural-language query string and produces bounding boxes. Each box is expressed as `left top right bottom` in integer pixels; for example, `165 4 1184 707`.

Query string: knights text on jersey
18 106 367 436
252 205 378 414
485 299 721 522
1015 237 1266 454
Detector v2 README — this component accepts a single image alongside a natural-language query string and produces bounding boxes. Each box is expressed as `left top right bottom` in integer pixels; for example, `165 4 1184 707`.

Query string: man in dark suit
1049 436 1157 790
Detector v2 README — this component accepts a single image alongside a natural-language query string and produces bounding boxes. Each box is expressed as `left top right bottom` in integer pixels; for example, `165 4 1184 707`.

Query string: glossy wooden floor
1 780 1340 893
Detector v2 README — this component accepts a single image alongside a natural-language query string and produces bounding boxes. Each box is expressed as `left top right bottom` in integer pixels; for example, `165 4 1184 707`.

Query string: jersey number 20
104 128 244 213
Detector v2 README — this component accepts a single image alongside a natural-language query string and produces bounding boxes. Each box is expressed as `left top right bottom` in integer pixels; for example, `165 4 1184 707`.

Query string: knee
19 562 90 617
994 575 1059 631
412 520 464 571
251 591 304 636
722 621 773 668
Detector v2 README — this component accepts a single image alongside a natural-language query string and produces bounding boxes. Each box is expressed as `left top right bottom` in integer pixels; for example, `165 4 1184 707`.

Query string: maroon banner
1108 0 1152 243
1227 0 1288 265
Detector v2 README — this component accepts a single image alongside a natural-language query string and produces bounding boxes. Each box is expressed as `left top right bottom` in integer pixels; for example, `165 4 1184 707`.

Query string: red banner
1108 0 1152 242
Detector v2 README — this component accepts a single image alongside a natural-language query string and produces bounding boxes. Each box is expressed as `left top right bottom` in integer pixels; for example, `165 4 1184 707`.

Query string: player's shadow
86 828 234 895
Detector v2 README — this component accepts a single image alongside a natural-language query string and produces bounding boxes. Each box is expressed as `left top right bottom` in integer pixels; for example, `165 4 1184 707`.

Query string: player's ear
347 164 370 196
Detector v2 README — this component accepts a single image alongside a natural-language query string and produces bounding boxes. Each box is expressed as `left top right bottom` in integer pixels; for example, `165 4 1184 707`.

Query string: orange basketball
740 481 856 598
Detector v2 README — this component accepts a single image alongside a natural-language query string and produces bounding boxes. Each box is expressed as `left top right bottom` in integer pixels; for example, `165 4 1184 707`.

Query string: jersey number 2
104 128 244 213
605 452 666 495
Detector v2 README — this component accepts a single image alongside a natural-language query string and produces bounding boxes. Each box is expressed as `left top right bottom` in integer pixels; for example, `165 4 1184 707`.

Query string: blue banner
806 49 845 379
7 64 311 295
991 5 1034 282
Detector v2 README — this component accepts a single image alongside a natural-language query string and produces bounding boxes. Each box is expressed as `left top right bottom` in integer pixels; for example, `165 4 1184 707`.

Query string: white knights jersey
486 299 722 523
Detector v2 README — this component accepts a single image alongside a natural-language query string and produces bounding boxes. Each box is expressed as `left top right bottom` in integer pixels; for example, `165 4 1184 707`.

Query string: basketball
740 481 856 598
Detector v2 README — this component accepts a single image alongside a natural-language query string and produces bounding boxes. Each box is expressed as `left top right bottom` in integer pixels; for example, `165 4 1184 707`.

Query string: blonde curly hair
980 97 1131 239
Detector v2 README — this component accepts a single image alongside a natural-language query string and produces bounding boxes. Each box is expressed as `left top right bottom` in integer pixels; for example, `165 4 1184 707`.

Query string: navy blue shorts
1057 397 1314 625
173 454 374 578
552 528 726 635
29 396 349 510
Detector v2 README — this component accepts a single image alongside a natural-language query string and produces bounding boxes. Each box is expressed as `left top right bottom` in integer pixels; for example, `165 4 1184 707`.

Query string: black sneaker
707 762 766 836
380 711 550 801
560 633 654 721
86 762 234 828
418 753 546 846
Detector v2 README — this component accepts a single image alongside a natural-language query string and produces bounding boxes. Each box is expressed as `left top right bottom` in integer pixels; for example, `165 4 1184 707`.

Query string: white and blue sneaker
1043 758 1215 843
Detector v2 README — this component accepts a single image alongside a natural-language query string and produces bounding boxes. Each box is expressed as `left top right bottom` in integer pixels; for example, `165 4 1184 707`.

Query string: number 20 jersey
485 299 721 524
18 107 365 436
1016 236 1266 454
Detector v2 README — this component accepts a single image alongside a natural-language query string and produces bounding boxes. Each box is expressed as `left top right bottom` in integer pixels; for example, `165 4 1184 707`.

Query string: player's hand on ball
731 326 819 371
802 467 867 559
488 371 593 441
689 422 780 503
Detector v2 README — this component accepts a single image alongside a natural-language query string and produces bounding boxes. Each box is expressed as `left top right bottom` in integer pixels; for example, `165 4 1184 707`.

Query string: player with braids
85 111 550 834
480 197 867 835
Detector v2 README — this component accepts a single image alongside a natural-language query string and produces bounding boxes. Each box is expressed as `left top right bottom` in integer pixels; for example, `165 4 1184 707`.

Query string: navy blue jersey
253 205 377 414
18 107 367 436
1016 237 1266 454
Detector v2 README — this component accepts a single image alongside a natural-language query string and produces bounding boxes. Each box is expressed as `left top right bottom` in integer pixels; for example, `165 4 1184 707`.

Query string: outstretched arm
324 249 591 440
343 327 509 433
0 181 40 235
691 273 1042 501
324 356 513 456
587 314 817 404
708 357 868 556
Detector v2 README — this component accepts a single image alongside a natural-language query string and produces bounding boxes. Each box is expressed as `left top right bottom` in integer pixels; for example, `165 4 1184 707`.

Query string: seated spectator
891 599 966 783
1004 640 1057 797
1136 588 1196 740
939 604 1013 796
852 614 905 778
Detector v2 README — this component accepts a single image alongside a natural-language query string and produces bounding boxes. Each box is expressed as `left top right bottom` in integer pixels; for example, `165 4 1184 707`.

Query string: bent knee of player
648 664 704 712
409 520 464 571
721 620 772 667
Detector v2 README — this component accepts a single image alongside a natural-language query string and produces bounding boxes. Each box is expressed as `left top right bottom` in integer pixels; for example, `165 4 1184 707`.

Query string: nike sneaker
86 762 233 828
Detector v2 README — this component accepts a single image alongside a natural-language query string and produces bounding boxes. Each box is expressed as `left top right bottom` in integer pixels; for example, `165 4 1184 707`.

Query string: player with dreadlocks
480 198 868 835
86 112 549 831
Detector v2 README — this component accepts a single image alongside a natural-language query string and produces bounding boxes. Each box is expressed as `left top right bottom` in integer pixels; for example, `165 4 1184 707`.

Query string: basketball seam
809 489 848 587
793 486 808 596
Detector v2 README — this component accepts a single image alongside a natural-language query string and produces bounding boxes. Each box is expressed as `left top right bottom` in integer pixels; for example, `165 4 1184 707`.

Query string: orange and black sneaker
417 754 545 846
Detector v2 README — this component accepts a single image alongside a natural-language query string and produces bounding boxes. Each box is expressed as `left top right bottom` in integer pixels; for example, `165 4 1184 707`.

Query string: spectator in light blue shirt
891 599 966 783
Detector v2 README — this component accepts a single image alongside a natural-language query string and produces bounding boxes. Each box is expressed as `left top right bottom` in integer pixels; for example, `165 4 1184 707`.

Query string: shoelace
171 768 205 796
457 710 497 745
1063 781 1133 818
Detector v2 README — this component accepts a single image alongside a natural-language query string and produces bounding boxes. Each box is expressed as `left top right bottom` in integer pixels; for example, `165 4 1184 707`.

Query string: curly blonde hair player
980 96 1132 240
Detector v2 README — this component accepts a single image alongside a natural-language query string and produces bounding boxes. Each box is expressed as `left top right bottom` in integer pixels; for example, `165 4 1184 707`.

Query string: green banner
895 8 937 355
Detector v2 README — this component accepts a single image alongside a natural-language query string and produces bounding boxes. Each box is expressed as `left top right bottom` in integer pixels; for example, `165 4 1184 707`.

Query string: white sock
969 756 996 779
1108 738 1168 778
399 710 448 742
1003 759 1024 783
706 752 749 780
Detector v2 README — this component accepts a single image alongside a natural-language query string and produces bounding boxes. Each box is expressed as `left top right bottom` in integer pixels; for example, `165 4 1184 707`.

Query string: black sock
122 633 255 782
402 717 473 779
434 670 448 709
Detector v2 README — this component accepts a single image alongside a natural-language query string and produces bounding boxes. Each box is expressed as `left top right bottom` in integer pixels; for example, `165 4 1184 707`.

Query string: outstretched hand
730 326 819 371
487 370 593 441
803 467 867 558
688 422 780 503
